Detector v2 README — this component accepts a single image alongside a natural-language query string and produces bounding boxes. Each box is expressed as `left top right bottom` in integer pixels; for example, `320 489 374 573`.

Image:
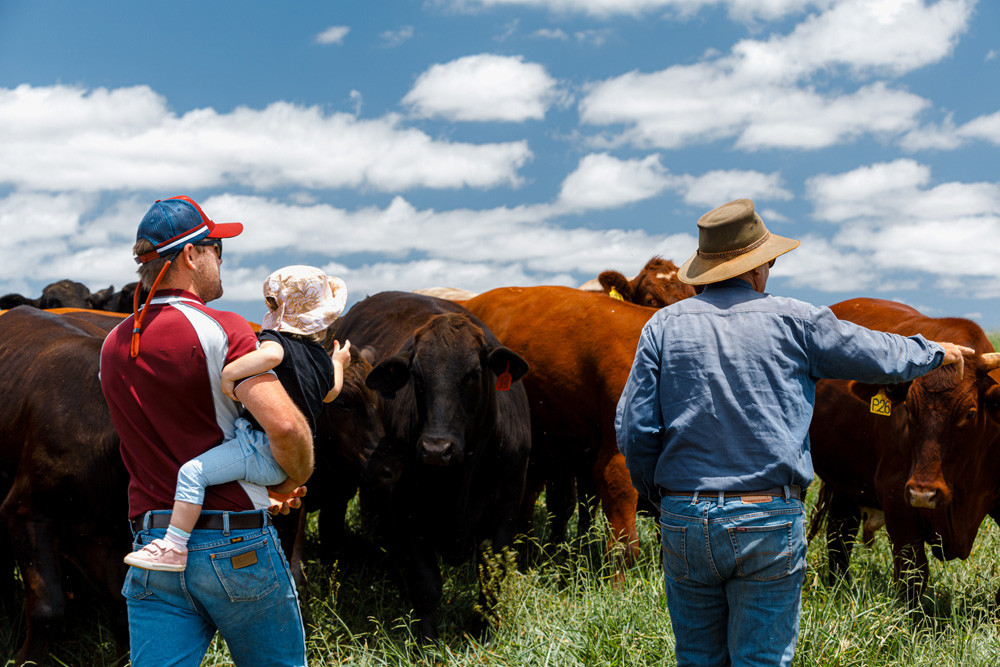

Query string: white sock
164 524 191 550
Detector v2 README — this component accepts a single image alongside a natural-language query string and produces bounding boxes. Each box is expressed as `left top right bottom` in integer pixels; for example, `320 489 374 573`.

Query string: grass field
5 487 1000 666
5 332 1000 666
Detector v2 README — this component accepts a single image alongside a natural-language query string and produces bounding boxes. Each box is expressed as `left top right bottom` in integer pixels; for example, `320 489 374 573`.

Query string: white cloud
316 26 350 45
441 0 816 21
902 109 1000 150
799 160 1000 293
0 84 532 193
381 25 415 47
579 0 970 151
671 169 793 207
557 153 670 211
402 54 561 122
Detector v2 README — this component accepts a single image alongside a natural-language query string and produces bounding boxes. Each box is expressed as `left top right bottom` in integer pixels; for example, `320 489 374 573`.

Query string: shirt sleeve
806 305 944 383
616 323 666 505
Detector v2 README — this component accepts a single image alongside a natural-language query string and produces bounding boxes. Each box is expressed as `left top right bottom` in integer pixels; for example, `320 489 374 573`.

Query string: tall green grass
6 486 1000 666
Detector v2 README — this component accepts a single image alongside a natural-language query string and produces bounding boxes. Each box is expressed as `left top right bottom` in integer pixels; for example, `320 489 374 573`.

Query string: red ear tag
495 361 512 391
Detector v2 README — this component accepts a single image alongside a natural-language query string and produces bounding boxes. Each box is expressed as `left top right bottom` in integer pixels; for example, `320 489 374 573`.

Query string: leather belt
130 511 271 532
660 485 801 501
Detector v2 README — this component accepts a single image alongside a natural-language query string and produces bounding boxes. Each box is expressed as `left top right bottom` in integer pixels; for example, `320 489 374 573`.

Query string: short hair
133 239 174 291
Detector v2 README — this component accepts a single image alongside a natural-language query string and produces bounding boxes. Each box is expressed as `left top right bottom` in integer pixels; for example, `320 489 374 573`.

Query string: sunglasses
194 239 223 259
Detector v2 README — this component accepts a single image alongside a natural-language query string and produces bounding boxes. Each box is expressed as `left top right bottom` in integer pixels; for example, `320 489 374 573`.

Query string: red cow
596 256 696 308
464 285 658 563
810 298 1000 600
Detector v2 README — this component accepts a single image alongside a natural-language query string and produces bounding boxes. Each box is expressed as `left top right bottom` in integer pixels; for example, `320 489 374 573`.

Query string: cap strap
697 231 770 260
130 260 172 359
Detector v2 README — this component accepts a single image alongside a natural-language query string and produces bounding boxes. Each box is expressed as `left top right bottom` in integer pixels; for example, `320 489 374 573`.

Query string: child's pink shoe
124 538 188 572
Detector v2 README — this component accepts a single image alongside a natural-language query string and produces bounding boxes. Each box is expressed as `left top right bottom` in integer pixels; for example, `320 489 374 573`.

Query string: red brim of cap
207 221 244 239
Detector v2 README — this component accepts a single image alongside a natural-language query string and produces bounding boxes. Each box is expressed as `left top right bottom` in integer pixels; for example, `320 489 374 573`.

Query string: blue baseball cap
135 195 243 264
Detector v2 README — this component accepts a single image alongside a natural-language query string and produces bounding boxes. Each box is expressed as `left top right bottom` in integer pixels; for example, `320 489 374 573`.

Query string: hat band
697 231 770 260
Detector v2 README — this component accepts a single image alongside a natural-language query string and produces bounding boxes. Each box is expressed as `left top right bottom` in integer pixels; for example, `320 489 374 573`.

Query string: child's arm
323 339 352 403
222 340 285 401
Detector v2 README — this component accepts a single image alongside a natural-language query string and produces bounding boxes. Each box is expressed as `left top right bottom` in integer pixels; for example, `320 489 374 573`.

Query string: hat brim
678 233 800 285
207 221 244 239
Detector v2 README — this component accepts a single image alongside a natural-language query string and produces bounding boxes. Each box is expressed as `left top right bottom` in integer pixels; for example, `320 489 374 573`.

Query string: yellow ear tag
608 286 625 302
870 388 891 417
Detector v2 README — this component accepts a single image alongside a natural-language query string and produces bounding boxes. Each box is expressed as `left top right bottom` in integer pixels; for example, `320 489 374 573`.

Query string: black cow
37 279 102 309
0 307 130 665
331 291 531 641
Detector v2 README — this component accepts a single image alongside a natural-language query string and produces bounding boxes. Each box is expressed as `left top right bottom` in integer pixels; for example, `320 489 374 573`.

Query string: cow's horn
981 352 1000 370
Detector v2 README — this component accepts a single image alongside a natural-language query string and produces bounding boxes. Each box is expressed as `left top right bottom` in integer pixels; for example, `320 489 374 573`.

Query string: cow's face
597 257 695 309
849 353 1000 516
365 313 528 467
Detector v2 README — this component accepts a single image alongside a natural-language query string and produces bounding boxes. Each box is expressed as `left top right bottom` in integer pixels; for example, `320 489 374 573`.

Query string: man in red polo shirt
100 196 312 666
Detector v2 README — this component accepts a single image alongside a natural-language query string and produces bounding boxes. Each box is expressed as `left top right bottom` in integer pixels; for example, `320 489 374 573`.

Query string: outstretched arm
221 340 284 400
323 339 352 403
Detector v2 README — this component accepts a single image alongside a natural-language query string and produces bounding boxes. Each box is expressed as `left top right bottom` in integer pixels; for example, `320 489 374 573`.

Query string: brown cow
0 306 130 665
809 298 1000 600
464 285 658 563
597 256 696 308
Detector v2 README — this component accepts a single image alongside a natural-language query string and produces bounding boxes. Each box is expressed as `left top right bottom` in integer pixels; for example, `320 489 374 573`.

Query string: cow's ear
366 356 411 398
983 372 1000 424
598 271 633 302
487 346 529 383
847 381 909 405
358 345 377 365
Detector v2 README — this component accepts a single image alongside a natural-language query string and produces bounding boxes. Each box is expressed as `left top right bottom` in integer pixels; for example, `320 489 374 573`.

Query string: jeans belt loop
718 490 725 507
142 511 150 532
783 484 790 502
223 511 231 536
691 490 699 505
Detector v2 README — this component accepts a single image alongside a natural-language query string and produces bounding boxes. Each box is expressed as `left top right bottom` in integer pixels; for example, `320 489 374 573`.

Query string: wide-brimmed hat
135 195 243 265
677 199 800 285
261 265 348 335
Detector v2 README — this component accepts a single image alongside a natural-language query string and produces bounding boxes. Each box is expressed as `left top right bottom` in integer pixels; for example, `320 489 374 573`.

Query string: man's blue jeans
659 491 806 667
123 510 307 666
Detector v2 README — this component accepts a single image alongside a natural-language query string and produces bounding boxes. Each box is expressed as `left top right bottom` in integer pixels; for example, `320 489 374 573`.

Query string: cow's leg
891 540 929 606
3 499 66 667
544 474 576 547
593 448 640 567
62 535 130 660
400 540 442 643
823 493 863 586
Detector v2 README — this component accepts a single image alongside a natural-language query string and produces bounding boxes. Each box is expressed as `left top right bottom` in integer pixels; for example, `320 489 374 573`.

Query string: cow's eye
965 408 977 423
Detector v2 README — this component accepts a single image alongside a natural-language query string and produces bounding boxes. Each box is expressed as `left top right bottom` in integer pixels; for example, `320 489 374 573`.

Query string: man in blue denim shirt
616 199 970 667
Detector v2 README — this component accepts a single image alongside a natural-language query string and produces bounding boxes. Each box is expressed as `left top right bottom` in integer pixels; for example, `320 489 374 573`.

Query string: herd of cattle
2 258 999 664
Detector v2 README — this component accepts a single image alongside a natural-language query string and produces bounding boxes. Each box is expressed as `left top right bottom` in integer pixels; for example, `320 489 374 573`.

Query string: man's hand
221 376 238 401
267 485 307 515
933 341 975 379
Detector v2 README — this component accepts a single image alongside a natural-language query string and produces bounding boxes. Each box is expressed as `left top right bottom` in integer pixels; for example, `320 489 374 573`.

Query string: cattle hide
464 286 660 566
329 291 531 642
809 297 1000 602
0 307 130 665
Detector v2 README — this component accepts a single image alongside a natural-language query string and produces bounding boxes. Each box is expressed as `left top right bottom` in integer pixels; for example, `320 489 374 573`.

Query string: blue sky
1 0 998 327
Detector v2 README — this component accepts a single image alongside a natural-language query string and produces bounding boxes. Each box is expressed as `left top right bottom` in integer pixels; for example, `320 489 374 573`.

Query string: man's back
101 289 260 518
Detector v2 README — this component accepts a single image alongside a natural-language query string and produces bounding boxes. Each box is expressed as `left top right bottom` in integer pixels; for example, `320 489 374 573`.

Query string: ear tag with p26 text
870 388 891 417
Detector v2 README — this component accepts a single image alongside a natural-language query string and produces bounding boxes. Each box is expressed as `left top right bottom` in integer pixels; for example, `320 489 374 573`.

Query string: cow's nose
419 437 456 466
906 486 939 509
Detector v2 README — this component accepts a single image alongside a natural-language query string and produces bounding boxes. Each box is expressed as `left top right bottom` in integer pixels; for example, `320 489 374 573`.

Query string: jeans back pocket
210 538 279 602
729 521 793 581
661 522 689 582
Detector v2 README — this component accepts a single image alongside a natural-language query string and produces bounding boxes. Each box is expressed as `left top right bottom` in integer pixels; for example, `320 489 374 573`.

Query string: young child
124 265 351 571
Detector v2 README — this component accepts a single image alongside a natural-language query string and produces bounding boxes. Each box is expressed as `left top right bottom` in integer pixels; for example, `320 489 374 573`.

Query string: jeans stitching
728 520 794 581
